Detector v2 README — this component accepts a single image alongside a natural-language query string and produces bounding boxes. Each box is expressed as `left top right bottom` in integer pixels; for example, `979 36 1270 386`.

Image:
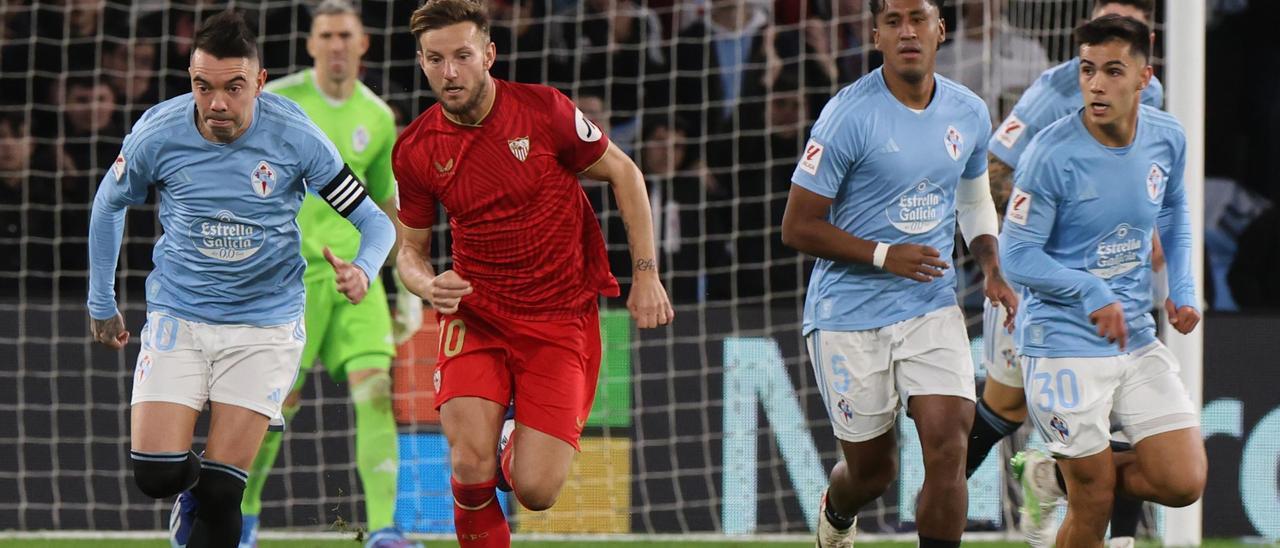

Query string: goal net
0 0 1160 538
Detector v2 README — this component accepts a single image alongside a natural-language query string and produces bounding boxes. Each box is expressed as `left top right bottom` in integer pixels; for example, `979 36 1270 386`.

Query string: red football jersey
394 79 620 321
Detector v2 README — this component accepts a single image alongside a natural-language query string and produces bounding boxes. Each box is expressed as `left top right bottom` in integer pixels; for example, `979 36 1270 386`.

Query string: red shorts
433 304 601 450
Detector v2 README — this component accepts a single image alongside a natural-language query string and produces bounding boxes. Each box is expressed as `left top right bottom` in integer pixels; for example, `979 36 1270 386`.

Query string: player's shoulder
500 79 573 116
257 93 330 139
812 73 881 131
263 69 310 96
354 82 396 124
393 105 443 166
1143 74 1166 107
1140 104 1185 142
1021 114 1078 170
935 74 989 122
125 94 195 152
1014 58 1078 117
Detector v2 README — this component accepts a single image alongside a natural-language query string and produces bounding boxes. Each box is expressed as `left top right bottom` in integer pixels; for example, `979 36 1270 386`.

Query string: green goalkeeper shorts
296 274 396 390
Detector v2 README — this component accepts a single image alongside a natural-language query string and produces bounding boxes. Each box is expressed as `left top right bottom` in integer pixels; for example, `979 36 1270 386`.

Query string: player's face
189 49 267 143
417 22 496 120
872 0 945 84
308 13 369 85
1078 40 1152 127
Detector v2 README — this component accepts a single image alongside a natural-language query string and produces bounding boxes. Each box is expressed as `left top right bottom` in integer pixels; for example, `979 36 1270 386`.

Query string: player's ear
936 17 946 49
256 67 267 96
484 40 496 71
1138 63 1153 92
358 31 370 56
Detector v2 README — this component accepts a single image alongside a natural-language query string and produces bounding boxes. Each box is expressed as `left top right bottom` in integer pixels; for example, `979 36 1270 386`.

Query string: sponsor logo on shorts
432 369 442 393
1049 414 1070 442
135 354 152 385
837 399 854 422
267 388 282 404
886 179 945 234
1001 348 1018 369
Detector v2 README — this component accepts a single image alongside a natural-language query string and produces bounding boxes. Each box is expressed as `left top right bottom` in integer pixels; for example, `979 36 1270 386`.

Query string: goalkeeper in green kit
239 2 422 546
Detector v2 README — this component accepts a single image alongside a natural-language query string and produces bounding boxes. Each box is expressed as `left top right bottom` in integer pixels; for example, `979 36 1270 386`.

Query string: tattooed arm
581 142 674 328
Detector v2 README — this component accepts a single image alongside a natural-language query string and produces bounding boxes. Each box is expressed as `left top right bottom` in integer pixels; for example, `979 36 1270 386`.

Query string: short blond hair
410 0 489 46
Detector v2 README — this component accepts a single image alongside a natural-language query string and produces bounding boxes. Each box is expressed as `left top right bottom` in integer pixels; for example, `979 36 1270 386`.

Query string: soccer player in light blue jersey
86 11 395 548
781 1 1017 546
999 15 1206 548
969 2 1162 543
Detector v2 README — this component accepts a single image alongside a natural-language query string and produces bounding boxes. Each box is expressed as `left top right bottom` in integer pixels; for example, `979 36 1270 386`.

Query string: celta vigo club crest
508 136 530 162
251 161 277 197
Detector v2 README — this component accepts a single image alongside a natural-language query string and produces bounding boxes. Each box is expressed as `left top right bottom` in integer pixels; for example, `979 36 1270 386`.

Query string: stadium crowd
0 0 1277 309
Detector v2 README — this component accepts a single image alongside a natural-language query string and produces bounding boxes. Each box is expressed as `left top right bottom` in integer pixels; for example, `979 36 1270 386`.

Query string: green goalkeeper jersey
265 69 397 281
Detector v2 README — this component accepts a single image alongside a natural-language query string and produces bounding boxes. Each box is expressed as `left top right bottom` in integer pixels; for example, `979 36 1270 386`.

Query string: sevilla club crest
508 137 530 162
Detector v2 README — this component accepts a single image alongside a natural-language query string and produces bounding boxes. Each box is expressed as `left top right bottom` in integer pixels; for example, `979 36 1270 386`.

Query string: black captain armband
319 164 368 217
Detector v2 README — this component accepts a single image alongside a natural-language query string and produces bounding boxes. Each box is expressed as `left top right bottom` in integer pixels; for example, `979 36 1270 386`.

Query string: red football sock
452 477 510 547
500 428 517 493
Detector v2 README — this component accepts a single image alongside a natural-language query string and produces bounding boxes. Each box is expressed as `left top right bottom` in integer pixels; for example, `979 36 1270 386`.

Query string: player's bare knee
449 447 497 484
843 455 896 497
514 482 561 512
1153 466 1205 507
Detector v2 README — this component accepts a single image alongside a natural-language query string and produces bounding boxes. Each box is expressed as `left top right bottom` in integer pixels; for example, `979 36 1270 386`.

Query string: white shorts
1022 341 1197 459
131 311 305 420
806 306 977 443
982 300 1022 388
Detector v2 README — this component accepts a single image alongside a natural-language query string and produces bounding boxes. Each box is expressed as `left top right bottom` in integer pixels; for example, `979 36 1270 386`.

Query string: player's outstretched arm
87 151 147 349
781 184 949 282
580 142 673 329
956 170 1018 326
331 198 396 304
396 224 472 315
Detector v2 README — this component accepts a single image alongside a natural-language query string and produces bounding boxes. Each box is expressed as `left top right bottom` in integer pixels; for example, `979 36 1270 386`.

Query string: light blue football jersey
792 68 992 334
999 105 1194 358
88 92 393 326
989 57 1164 168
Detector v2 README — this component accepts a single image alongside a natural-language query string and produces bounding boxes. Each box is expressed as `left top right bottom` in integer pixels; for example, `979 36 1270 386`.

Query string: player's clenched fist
883 243 950 283
425 270 473 315
627 273 674 329
1164 298 1200 335
90 312 130 349
1089 302 1128 351
324 247 370 305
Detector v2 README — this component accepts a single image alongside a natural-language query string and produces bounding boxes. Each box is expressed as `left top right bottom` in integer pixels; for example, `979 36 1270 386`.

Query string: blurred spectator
821 0 876 85
635 114 730 303
490 0 555 85
935 0 1050 117
674 0 773 138
101 41 160 123
0 111 57 286
57 76 121 170
550 0 669 135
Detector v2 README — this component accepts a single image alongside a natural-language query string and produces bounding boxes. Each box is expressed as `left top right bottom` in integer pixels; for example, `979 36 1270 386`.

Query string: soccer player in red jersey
393 1 674 546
